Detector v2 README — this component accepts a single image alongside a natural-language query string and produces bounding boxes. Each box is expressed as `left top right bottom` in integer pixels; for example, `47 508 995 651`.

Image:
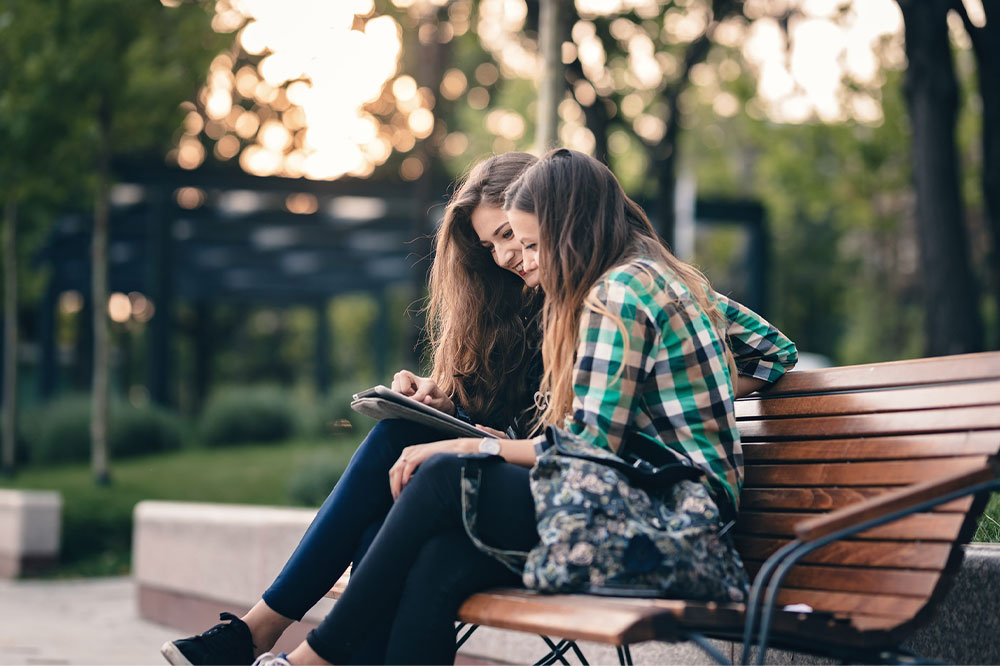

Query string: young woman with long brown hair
161 153 544 666
248 148 796 666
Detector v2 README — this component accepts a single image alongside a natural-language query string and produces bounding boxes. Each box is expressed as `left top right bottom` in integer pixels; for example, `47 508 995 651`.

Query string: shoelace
200 612 240 639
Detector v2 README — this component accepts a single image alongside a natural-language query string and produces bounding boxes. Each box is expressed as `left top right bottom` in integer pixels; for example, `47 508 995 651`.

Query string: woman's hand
389 439 479 500
391 370 456 415
475 424 509 439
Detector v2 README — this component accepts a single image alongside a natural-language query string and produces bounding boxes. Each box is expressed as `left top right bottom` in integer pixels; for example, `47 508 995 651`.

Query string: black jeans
306 453 539 665
262 419 442 620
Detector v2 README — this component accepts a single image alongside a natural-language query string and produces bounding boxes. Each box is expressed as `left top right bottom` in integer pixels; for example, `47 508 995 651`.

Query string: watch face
480 438 501 455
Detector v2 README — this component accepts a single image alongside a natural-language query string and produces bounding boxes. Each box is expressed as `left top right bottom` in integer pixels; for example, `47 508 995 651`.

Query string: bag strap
544 426 704 489
459 454 528 575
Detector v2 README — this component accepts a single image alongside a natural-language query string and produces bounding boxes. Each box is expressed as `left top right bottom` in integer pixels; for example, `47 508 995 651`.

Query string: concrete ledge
133 501 333 656
0 489 61 578
133 501 1000 664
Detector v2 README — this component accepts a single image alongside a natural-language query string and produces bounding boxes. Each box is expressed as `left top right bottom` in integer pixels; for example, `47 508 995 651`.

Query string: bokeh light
175 187 206 209
286 193 319 215
182 0 404 180
108 293 132 323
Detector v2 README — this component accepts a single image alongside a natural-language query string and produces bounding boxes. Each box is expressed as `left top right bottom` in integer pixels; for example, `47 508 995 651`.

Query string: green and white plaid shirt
560 257 797 516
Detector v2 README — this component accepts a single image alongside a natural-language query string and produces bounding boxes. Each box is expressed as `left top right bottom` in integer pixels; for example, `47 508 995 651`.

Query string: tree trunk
897 0 983 355
982 46 1000 349
956 1 1000 348
407 6 447 368
2 200 17 476
91 104 111 485
564 4 608 164
535 0 565 152
653 0 739 249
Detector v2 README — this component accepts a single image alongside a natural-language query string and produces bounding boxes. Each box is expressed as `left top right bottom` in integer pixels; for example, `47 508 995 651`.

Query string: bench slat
455 589 679 645
736 537 953 570
736 380 1000 419
760 352 1000 396
736 510 965 541
743 562 940 597
740 487 974 513
742 432 1000 462
743 458 988 487
774 588 924 618
739 405 1000 440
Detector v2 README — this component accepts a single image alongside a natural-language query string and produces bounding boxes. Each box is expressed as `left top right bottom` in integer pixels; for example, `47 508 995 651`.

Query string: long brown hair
504 148 733 427
425 153 542 426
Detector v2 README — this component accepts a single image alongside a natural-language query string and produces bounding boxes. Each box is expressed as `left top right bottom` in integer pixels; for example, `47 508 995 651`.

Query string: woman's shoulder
596 257 681 300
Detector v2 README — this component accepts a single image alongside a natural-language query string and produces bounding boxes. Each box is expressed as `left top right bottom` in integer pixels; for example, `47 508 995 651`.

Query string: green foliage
678 50 934 364
306 383 376 438
22 395 185 465
330 295 380 384
285 452 352 507
198 385 303 447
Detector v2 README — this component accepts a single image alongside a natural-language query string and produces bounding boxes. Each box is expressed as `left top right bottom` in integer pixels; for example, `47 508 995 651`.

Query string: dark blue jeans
261 419 443 622
305 453 538 665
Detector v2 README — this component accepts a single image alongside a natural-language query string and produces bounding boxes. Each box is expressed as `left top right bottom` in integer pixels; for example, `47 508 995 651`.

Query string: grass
974 493 1000 543
0 436 361 577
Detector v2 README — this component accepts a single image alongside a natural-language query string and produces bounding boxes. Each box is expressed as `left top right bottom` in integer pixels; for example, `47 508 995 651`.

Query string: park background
1 0 998 578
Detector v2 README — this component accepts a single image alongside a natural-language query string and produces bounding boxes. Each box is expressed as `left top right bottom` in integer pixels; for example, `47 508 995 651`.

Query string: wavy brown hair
425 153 542 426
505 148 733 427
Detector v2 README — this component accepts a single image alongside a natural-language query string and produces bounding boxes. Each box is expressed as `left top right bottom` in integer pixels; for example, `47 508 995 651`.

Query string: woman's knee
352 420 436 468
401 452 464 503
415 451 465 479
363 419 417 451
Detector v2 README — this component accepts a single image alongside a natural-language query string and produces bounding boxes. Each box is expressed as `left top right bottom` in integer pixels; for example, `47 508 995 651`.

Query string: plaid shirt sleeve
564 278 657 454
716 292 798 385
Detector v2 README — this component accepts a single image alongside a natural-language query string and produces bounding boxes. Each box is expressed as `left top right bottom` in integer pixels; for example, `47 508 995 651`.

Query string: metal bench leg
455 623 479 650
534 638 573 666
568 640 590 665
687 631 732 665
615 645 633 665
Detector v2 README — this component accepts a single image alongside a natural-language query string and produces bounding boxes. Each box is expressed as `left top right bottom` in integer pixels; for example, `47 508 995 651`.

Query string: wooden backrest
733 351 1000 634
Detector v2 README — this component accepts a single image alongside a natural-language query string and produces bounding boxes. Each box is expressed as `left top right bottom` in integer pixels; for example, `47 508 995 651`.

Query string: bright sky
174 0 940 180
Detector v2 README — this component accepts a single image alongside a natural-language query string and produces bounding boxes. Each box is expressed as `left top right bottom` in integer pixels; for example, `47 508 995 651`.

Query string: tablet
350 385 492 439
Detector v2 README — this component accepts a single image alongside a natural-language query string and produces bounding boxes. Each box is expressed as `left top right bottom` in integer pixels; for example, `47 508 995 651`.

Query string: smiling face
470 204 540 287
506 207 542 285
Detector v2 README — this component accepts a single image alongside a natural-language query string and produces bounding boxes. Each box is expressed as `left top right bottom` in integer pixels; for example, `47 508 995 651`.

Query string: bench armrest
793 463 998 542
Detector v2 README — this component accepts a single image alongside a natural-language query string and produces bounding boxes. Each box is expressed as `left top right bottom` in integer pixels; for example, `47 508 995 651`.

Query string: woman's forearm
734 375 767 398
450 437 539 467
493 438 539 467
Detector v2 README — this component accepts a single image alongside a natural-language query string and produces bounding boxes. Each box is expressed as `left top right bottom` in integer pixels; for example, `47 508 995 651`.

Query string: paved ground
0 577 178 665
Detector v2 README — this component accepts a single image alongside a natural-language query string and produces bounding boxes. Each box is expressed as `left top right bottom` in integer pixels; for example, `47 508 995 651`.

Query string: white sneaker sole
160 641 194 665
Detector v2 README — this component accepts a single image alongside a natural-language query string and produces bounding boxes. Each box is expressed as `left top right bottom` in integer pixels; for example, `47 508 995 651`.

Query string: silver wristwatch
478 437 501 455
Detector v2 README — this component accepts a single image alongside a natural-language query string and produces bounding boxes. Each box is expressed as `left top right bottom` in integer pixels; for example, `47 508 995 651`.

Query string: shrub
307 383 375 439
285 451 349 506
112 403 186 457
199 385 301 447
23 395 91 465
23 394 186 465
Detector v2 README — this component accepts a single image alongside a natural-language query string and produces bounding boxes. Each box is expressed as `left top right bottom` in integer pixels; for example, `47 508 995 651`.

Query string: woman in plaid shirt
504 148 798 519
243 150 796 666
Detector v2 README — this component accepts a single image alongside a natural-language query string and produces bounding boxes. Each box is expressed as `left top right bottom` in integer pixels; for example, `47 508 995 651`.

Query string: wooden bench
328 351 1000 664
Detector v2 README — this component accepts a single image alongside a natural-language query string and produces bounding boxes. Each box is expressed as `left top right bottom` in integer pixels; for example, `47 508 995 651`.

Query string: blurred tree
895 0 983 355
0 0 87 474
952 1 999 348
649 0 742 246
47 0 225 483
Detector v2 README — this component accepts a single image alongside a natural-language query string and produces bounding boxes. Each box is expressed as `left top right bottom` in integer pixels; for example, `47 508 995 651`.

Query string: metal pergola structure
30 159 769 409
33 160 441 406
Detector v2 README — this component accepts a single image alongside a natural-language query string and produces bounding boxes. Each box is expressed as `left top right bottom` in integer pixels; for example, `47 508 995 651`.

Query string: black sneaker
160 612 256 665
